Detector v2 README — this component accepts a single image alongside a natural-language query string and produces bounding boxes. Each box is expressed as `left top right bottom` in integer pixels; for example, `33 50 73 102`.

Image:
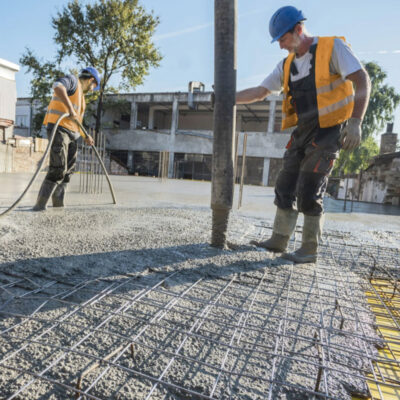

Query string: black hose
0 114 117 218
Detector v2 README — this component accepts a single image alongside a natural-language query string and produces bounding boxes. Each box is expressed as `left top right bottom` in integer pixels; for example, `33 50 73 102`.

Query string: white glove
340 118 362 151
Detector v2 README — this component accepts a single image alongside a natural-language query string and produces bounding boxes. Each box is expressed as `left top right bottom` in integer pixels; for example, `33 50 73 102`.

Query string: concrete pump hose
0 112 69 218
0 113 116 219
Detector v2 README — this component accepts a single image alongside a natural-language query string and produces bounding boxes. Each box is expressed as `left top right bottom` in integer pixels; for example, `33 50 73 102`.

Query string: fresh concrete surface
1 173 399 233
0 173 399 399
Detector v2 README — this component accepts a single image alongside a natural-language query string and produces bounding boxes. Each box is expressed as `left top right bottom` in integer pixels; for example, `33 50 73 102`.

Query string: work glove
84 135 94 146
340 117 362 151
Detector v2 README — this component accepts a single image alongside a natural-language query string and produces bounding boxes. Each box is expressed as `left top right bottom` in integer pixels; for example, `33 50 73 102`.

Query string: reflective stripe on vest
281 36 354 130
43 79 85 134
51 96 80 111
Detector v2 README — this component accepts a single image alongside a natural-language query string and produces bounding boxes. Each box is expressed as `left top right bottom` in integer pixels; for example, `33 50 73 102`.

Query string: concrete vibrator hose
0 113 117 218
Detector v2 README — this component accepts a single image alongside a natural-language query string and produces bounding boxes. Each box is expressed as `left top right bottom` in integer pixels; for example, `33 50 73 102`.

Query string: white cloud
153 7 269 42
357 50 400 55
154 22 213 41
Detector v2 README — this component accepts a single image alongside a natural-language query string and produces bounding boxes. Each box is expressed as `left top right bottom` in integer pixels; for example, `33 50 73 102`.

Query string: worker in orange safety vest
236 6 371 263
33 67 100 211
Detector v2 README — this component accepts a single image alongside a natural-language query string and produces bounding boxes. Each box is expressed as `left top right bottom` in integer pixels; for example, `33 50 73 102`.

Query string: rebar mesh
0 224 399 399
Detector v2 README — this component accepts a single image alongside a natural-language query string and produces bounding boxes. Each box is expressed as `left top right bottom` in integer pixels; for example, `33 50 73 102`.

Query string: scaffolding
0 226 399 399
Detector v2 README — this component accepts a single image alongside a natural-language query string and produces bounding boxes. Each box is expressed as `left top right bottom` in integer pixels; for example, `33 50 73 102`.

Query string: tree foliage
19 49 65 135
332 61 400 176
333 136 379 176
361 62 400 139
20 0 161 134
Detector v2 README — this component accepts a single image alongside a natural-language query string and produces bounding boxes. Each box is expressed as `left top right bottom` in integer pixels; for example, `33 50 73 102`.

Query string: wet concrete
0 172 398 399
1 173 399 234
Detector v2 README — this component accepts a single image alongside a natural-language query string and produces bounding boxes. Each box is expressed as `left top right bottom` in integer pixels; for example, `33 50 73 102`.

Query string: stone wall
0 137 48 173
360 156 400 205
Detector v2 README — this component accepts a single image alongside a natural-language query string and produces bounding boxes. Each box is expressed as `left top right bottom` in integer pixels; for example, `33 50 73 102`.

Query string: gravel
0 205 394 399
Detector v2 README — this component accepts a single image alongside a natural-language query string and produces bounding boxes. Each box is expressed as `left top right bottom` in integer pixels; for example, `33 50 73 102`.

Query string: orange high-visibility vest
281 36 354 130
43 78 86 135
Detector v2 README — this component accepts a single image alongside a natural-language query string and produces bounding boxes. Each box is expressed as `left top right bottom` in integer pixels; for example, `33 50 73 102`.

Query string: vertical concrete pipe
211 0 237 248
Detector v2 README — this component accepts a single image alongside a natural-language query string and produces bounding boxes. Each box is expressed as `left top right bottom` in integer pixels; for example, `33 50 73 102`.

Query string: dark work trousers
45 127 78 184
275 43 343 216
274 119 342 216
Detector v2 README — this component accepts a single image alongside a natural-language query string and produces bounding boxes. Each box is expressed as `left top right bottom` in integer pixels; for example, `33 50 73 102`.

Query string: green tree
362 62 400 139
19 50 65 135
20 0 161 134
334 136 379 175
332 61 400 176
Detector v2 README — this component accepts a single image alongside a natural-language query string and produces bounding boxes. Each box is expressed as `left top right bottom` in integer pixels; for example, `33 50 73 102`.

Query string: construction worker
33 67 100 211
236 6 371 263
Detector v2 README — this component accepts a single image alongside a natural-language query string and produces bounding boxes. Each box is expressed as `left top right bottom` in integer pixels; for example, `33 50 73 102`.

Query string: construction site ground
0 173 399 400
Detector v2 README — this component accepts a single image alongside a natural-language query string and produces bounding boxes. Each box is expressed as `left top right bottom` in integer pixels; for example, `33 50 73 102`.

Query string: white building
14 97 32 137
0 58 19 142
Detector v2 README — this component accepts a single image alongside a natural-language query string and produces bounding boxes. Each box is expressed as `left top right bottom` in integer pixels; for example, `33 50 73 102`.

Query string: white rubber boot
282 214 324 263
251 208 298 252
32 180 57 211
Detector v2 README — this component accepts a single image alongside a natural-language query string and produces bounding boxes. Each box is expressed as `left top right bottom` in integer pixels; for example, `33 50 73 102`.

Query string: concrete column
267 99 276 133
127 151 134 172
211 0 237 248
130 100 138 130
148 106 155 130
168 96 179 178
262 157 270 186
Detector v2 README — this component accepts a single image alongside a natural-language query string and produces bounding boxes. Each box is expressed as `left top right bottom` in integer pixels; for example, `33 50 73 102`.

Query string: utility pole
211 0 237 248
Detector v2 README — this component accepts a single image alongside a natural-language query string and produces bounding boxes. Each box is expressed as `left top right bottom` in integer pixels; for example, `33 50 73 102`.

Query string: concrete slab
1 173 399 233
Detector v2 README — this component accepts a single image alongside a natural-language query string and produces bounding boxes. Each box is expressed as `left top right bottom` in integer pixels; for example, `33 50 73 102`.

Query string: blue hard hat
80 67 101 91
269 6 306 43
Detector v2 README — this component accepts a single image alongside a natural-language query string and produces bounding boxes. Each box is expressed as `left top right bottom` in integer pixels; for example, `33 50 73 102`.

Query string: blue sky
1 0 399 135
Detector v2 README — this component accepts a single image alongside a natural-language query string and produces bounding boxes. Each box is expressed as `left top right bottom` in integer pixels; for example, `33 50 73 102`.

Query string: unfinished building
16 85 290 186
99 88 289 186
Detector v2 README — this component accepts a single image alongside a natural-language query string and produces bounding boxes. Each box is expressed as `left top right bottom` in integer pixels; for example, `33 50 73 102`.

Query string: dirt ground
0 174 399 399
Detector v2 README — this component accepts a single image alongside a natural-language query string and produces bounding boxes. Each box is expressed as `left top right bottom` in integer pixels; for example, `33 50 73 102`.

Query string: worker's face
278 24 302 53
278 31 300 53
83 78 97 94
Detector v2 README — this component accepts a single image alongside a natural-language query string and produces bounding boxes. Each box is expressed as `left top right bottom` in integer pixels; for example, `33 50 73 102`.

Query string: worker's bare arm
346 68 371 121
54 85 78 119
236 86 271 104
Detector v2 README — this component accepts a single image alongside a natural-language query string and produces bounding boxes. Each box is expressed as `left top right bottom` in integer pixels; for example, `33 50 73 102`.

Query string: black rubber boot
282 214 324 263
52 182 67 207
33 180 57 211
251 208 298 252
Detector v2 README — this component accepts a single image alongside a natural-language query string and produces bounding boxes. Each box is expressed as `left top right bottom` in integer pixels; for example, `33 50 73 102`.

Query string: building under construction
16 87 291 187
